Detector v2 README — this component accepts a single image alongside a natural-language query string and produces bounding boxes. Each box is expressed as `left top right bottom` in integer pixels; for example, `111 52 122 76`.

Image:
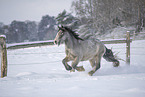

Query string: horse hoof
76 66 85 72
66 65 72 71
88 71 94 76
70 68 75 72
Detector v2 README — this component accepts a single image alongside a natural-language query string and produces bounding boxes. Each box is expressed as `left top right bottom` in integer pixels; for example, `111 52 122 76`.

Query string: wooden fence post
126 31 130 65
0 35 7 78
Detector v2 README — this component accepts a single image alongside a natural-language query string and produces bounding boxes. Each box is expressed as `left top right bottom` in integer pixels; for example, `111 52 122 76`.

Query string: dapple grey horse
54 26 119 76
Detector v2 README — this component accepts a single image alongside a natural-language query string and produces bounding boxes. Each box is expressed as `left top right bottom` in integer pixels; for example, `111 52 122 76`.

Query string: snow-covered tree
38 15 57 40
56 10 80 30
71 0 145 36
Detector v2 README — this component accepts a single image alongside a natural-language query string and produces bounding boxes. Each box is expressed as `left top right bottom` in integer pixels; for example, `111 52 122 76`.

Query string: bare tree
71 0 145 36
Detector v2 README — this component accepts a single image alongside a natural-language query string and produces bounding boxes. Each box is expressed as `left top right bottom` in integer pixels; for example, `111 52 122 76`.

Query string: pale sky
0 0 73 24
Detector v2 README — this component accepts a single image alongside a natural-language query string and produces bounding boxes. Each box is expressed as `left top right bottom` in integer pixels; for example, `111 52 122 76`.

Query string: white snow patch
123 88 145 93
46 24 50 28
7 40 54 48
0 35 6 38
0 40 145 97
16 72 35 77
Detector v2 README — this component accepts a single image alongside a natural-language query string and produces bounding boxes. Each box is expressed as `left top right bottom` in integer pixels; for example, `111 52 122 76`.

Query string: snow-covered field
0 40 145 97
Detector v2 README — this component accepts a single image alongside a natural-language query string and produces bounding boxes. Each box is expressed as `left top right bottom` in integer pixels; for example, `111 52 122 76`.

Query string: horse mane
63 26 84 41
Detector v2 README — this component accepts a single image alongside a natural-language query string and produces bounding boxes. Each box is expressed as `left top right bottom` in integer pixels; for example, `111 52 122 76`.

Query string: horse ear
61 25 64 28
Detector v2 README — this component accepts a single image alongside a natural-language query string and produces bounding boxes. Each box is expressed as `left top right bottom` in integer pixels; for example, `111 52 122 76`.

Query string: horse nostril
54 40 57 44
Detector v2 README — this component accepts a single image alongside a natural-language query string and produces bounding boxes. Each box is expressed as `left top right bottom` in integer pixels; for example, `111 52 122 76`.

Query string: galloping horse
54 26 119 76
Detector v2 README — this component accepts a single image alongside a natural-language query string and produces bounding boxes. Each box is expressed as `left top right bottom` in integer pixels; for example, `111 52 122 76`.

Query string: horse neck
65 32 78 49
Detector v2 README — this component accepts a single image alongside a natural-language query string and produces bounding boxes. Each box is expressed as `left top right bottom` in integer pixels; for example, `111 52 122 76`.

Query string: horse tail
103 47 120 67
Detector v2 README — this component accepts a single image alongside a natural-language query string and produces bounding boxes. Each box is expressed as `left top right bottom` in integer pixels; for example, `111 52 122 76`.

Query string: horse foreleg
70 57 85 72
62 57 72 71
70 57 79 72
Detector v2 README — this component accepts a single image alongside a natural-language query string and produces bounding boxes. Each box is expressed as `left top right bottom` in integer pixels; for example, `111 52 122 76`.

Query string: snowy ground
0 40 145 97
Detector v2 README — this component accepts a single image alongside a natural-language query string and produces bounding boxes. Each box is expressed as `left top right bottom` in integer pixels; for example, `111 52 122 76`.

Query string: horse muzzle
54 39 61 46
54 40 57 44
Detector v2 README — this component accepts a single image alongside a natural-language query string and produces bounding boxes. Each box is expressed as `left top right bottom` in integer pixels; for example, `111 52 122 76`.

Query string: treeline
71 0 145 37
0 10 78 43
0 15 57 43
0 0 145 43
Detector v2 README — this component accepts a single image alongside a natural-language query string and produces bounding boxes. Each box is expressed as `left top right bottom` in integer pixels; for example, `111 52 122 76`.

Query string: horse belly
81 50 96 61
81 56 94 61
80 40 105 61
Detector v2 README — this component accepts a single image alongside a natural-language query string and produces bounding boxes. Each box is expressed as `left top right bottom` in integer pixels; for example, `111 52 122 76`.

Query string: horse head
54 25 69 46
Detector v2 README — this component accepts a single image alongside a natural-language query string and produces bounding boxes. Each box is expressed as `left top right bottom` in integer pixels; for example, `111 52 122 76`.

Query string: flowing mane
63 27 84 41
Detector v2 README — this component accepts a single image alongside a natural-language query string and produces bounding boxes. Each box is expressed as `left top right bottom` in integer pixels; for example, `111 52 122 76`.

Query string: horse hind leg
88 56 101 76
88 62 100 76
89 59 96 68
76 66 85 72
